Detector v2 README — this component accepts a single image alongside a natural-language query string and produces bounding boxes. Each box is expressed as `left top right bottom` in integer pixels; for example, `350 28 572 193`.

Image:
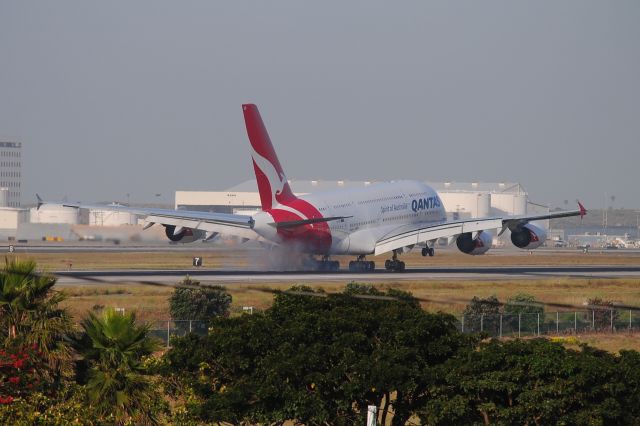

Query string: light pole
603 192 607 231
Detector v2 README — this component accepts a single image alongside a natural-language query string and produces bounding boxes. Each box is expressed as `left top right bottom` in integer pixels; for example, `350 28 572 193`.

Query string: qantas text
411 196 441 212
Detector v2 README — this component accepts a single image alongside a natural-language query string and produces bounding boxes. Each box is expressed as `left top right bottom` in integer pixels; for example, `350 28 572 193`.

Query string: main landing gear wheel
384 259 405 272
318 260 340 272
348 256 375 272
385 250 406 272
421 247 435 257
307 256 339 272
348 261 375 272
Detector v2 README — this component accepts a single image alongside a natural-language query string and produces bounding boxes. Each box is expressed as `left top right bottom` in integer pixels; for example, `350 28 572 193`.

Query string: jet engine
510 223 547 250
164 225 206 243
456 231 492 255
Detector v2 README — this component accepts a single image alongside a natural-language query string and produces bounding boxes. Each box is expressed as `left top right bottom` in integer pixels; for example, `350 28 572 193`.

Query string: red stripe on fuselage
267 198 332 253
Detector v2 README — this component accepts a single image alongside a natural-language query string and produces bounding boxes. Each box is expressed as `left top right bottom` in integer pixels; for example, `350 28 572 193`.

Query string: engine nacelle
456 231 492 255
510 223 547 250
164 225 206 243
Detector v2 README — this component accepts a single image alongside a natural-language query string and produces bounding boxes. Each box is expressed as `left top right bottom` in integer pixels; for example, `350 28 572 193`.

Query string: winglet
36 194 44 210
577 200 587 218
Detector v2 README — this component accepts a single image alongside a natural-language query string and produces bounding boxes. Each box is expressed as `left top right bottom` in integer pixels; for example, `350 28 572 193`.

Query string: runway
9 243 640 255
6 244 228 253
53 265 640 285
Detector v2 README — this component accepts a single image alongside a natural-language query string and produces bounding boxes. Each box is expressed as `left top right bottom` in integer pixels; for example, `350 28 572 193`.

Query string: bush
0 383 96 425
0 344 46 404
586 297 620 330
169 277 231 327
503 293 544 335
462 295 501 334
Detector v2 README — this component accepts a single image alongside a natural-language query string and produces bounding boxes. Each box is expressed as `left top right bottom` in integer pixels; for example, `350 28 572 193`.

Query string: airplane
39 104 587 272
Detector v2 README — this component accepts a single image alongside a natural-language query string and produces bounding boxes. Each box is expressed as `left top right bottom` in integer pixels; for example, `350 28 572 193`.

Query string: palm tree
79 308 162 424
0 258 74 382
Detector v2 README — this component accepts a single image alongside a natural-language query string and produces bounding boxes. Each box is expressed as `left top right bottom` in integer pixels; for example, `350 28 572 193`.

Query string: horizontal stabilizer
270 216 351 229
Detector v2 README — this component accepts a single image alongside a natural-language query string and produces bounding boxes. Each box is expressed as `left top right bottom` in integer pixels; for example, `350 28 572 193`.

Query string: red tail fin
242 104 297 211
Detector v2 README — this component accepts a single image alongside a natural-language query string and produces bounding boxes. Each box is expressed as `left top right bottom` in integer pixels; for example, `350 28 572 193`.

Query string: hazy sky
1 1 639 209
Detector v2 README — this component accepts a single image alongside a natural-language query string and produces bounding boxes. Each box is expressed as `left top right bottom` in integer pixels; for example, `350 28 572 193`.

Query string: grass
11 248 639 352
60 283 174 323
574 334 640 353
9 250 252 271
56 276 640 353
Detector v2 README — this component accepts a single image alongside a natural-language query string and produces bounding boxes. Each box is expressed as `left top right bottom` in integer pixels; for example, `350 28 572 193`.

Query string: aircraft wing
374 203 586 256
374 217 503 255
38 196 256 239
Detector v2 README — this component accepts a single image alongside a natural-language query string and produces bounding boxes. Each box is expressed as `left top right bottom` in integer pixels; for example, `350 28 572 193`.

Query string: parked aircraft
40 104 586 271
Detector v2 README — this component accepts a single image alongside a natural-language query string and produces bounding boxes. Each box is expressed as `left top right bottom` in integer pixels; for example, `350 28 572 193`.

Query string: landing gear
348 255 375 272
385 259 405 272
385 251 405 272
319 260 340 272
421 247 435 257
305 256 339 271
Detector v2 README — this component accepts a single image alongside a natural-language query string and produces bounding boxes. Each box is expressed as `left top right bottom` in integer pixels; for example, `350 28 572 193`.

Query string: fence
149 310 640 347
149 320 209 347
456 310 640 338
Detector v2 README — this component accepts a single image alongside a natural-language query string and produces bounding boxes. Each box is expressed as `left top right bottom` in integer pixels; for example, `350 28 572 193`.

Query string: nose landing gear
384 251 405 272
348 255 375 272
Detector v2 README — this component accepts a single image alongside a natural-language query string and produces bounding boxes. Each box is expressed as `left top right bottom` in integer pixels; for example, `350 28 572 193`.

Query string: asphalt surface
53 265 640 285
6 244 224 253
7 243 640 255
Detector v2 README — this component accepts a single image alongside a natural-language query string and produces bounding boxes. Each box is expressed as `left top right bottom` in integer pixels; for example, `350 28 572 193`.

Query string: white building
87 208 138 226
0 207 28 231
0 141 22 207
30 205 80 224
29 206 140 226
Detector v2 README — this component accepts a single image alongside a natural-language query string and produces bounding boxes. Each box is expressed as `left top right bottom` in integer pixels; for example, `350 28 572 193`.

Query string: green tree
169 277 231 334
503 293 544 335
419 339 639 425
586 297 620 330
162 285 474 425
0 258 74 384
78 308 164 424
462 295 501 334
343 281 382 296
344 282 421 309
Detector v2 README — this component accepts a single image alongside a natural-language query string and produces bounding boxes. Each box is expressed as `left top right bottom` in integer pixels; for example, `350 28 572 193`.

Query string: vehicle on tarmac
40 104 587 271
553 240 568 248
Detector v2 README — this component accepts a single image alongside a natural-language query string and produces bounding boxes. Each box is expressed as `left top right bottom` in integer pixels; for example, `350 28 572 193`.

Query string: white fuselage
252 180 447 255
